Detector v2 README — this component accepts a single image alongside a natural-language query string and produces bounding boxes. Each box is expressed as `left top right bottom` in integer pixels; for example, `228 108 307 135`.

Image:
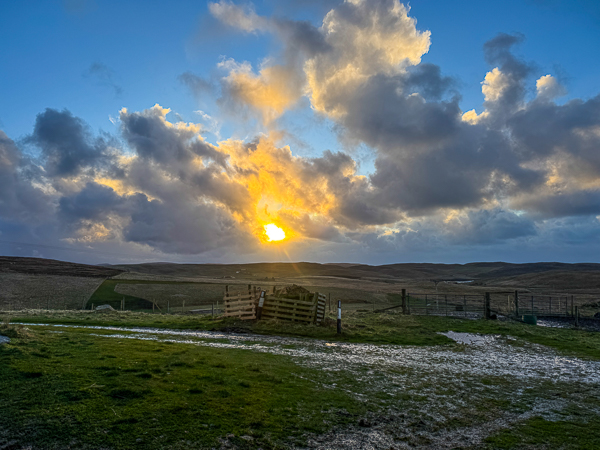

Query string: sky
1 0 600 265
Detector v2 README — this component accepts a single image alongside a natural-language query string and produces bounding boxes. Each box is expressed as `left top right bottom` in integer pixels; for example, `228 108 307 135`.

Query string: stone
96 304 115 311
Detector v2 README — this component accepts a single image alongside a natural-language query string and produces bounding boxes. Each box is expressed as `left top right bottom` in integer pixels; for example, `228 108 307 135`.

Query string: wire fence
404 293 486 317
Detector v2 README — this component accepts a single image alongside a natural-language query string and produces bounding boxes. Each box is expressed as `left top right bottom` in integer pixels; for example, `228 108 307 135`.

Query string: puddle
0 335 9 345
537 319 570 329
440 331 498 345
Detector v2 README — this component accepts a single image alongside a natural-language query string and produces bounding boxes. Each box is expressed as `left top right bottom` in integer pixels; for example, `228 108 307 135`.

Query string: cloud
208 1 268 33
305 0 431 117
5 2 600 263
0 131 53 223
218 60 303 124
536 74 567 101
178 72 214 99
27 108 112 177
83 62 123 97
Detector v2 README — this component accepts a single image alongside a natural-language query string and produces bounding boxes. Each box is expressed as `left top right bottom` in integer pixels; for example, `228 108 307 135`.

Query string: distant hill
107 260 600 284
480 270 600 292
0 256 123 278
4 256 600 291
107 262 389 280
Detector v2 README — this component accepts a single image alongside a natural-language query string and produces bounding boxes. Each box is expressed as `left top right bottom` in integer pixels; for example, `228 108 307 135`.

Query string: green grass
8 310 600 360
0 327 365 449
486 413 600 449
87 279 221 311
88 279 152 310
2 314 600 448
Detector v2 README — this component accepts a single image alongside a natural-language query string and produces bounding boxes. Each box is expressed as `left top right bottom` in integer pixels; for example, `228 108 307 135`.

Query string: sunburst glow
264 224 286 242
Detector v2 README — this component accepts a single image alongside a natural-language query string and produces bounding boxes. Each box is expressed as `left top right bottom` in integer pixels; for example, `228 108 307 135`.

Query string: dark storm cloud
0 131 53 223
513 191 600 219
27 108 110 177
449 209 537 244
483 33 529 76
58 182 125 222
122 193 255 255
404 63 457 102
119 106 226 166
342 73 461 151
509 95 600 165
83 62 123 97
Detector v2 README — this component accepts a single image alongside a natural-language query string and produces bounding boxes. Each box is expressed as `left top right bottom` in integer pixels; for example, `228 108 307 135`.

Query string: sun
264 224 286 242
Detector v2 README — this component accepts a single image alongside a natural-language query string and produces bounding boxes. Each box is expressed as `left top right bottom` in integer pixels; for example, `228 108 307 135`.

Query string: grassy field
2 312 600 448
0 324 363 449
4 258 600 448
86 279 224 311
0 273 104 310
86 279 401 313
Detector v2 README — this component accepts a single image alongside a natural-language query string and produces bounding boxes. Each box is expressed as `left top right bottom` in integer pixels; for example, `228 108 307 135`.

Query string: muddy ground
19 322 600 449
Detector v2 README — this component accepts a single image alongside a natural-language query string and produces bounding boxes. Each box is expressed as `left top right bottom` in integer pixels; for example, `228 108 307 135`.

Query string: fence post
514 291 519 317
531 296 534 315
257 290 266 320
401 289 407 315
575 306 579 327
485 293 491 319
571 296 574 317
337 300 342 334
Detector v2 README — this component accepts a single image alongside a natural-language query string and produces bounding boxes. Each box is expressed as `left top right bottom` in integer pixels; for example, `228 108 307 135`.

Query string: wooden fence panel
261 296 317 323
316 293 327 324
223 290 258 320
222 287 329 324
